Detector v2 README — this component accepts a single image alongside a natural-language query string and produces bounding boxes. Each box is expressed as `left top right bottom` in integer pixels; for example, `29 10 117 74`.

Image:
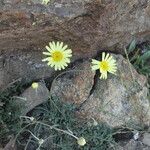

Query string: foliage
1 40 149 149
0 81 26 146
127 41 150 90
127 40 150 104
17 97 117 150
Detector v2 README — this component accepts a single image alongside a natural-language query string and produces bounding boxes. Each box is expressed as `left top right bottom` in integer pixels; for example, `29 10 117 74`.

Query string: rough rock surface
19 82 49 114
51 61 95 105
3 136 16 150
78 54 150 127
119 139 150 150
142 133 150 147
0 52 55 90
0 0 150 89
52 54 150 127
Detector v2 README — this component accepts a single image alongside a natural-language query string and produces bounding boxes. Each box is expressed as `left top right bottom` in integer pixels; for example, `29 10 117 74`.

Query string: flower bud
77 137 86 146
31 82 39 89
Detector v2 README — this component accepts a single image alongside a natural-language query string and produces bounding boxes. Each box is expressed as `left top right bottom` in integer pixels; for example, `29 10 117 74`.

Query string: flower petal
102 71 107 79
91 64 99 71
64 49 72 54
91 59 100 65
45 46 51 52
102 52 106 61
49 42 55 50
42 57 51 62
64 58 71 63
59 42 63 49
104 53 110 60
43 52 51 56
56 41 60 48
62 44 68 51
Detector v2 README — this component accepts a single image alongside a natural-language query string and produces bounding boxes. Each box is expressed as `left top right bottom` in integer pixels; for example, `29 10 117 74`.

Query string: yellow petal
49 42 55 50
107 56 113 62
100 71 107 79
91 64 99 71
104 53 110 60
62 44 68 51
54 65 58 71
42 57 51 62
64 58 71 63
64 49 72 54
45 46 51 52
43 52 51 56
102 52 106 61
56 41 60 48
59 42 64 49
92 59 100 65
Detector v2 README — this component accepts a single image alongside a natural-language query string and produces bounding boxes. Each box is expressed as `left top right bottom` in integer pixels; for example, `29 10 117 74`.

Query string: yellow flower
91 52 117 79
31 82 39 89
42 41 72 71
42 0 50 5
77 137 86 146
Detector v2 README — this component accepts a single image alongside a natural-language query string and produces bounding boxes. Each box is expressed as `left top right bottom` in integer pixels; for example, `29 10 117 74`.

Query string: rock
50 54 150 127
119 140 150 150
104 143 125 150
0 51 55 90
142 133 150 147
19 82 49 114
51 61 95 105
0 0 150 89
78 54 150 127
3 136 17 150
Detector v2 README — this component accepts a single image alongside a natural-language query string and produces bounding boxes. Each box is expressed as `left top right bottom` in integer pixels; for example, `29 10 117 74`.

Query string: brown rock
0 52 55 90
0 0 150 89
76 54 150 127
51 61 95 105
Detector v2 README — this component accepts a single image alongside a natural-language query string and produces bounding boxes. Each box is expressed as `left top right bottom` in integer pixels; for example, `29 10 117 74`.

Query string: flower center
100 61 109 71
52 51 63 62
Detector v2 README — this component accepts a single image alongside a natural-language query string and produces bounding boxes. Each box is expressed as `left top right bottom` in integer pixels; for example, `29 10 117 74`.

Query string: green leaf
141 66 150 73
139 51 150 63
128 40 136 54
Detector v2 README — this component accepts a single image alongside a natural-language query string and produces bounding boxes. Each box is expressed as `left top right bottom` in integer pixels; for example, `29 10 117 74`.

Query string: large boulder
78 54 150 127
51 54 150 127
0 0 150 89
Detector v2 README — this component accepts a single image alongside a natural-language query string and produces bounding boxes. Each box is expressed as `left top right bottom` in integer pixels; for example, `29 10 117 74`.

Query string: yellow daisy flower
42 41 72 71
91 52 117 79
